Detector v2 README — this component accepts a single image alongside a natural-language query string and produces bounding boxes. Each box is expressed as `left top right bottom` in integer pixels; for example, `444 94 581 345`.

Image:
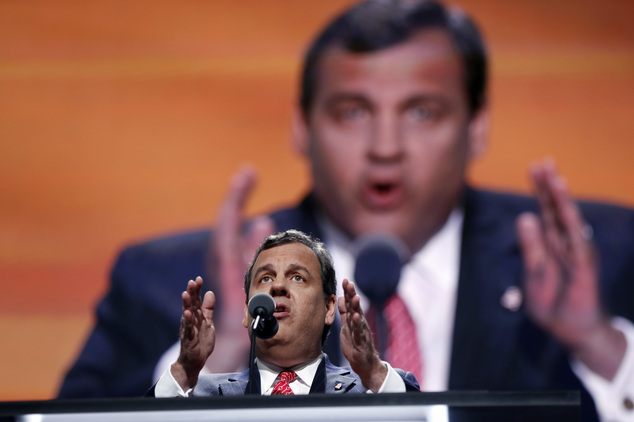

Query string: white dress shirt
154 353 406 397
319 209 634 421
320 208 463 392
153 205 634 420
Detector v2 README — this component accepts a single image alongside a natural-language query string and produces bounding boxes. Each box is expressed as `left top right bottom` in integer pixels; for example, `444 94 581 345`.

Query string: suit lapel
308 357 327 393
218 370 250 396
449 188 573 390
214 356 366 395
322 356 366 394
449 188 525 389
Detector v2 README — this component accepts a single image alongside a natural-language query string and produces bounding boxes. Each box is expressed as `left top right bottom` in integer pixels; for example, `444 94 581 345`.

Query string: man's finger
187 278 202 309
213 167 260 307
202 290 215 322
517 212 559 322
182 288 193 312
545 166 592 263
516 213 545 272
338 295 347 316
244 216 275 263
531 161 566 254
215 165 258 249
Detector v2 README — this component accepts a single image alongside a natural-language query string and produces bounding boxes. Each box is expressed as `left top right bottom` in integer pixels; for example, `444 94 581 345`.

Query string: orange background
1 0 633 400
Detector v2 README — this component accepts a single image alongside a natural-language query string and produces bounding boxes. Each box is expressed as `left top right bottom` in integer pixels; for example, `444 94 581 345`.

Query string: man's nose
268 277 288 297
367 113 404 162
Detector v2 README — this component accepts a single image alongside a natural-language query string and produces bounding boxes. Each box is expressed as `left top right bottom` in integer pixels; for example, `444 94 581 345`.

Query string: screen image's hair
300 0 488 117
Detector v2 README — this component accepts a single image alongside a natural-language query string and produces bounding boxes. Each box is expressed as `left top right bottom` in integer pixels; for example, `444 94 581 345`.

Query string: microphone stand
245 294 278 395
247 315 262 395
373 306 389 358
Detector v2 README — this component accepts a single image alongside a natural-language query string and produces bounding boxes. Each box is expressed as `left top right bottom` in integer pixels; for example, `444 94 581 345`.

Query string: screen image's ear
467 104 490 160
291 106 310 157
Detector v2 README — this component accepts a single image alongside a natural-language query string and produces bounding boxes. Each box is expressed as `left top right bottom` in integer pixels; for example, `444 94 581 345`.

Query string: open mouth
375 183 394 193
273 304 289 318
362 181 404 209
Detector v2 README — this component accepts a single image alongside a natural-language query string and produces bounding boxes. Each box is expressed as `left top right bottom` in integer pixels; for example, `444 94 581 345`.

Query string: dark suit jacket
59 188 634 421
146 355 420 396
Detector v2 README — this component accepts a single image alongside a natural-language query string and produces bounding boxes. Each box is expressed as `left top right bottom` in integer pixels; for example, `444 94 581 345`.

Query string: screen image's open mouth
362 180 404 210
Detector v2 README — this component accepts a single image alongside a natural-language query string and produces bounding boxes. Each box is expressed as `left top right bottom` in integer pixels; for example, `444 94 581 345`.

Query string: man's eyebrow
402 94 446 104
324 93 448 110
285 263 312 277
252 263 275 280
323 93 371 107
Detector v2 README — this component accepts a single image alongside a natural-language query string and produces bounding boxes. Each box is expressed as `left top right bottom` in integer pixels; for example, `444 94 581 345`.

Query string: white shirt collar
257 353 323 394
318 208 464 392
407 207 464 292
318 208 464 294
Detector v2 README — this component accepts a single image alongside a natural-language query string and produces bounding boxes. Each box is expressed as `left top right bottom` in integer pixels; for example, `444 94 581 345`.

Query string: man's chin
351 218 408 240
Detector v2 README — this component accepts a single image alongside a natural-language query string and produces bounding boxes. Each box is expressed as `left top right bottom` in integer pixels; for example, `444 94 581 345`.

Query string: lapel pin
334 381 343 391
500 286 522 312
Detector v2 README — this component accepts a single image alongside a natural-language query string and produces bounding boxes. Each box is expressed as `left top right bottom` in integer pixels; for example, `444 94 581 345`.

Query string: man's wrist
171 361 199 392
358 356 388 392
571 319 627 381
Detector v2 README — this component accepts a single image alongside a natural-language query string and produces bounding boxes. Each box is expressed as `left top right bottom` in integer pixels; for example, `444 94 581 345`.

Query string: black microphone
248 293 279 339
246 292 279 394
353 234 410 357
353 234 409 306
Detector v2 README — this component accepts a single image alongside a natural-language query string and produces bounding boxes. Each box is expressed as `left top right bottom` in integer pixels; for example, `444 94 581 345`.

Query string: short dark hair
244 229 337 344
300 0 487 117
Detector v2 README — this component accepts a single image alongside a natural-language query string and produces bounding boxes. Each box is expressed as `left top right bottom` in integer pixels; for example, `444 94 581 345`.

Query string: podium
0 391 579 422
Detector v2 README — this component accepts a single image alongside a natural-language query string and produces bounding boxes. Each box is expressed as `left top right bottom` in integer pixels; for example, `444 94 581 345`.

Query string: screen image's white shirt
321 208 463 392
153 206 634 420
319 209 634 421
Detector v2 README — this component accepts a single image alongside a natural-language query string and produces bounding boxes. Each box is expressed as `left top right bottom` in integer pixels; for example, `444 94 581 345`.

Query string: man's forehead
318 28 461 79
308 30 465 111
252 242 320 271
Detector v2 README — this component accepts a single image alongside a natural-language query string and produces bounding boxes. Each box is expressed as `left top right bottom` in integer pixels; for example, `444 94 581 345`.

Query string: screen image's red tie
385 295 423 386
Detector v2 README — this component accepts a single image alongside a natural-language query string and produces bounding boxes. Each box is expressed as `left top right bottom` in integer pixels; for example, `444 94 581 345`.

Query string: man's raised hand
205 165 275 372
517 159 626 380
339 278 387 392
214 165 275 306
172 276 216 391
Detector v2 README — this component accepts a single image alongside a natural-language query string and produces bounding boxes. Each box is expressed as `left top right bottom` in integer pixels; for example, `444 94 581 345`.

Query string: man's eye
406 105 436 122
335 105 369 122
292 275 305 282
261 276 272 283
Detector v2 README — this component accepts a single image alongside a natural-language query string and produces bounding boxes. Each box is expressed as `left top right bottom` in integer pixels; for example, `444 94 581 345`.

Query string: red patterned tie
384 295 423 386
271 371 297 395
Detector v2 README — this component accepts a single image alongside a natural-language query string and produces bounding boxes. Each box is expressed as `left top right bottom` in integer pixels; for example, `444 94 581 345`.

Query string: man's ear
243 300 249 329
467 104 490 160
291 106 310 157
324 294 336 326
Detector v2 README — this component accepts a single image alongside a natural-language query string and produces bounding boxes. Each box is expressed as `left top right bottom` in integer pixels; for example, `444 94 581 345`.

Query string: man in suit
60 0 634 420
151 230 419 396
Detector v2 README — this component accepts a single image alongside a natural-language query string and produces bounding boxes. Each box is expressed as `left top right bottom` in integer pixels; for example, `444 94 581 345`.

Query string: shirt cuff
154 363 193 398
366 361 406 394
571 317 634 421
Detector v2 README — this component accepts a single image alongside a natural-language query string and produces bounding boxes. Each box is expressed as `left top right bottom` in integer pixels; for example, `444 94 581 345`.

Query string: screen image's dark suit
147 355 420 396
59 187 634 421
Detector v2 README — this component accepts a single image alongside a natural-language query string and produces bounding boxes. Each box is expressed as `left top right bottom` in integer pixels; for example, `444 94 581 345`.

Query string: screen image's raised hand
517 160 626 380
205 166 275 373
